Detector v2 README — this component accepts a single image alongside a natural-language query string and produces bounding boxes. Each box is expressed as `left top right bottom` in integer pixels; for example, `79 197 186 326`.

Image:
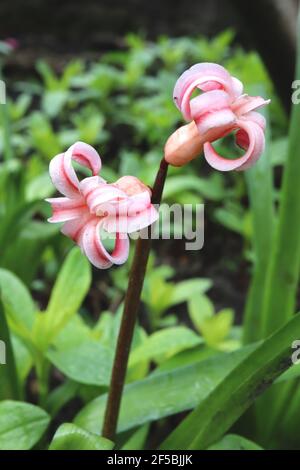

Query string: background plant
0 27 298 450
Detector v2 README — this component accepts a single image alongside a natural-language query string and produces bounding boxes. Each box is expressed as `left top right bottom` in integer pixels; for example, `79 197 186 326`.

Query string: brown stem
102 157 169 441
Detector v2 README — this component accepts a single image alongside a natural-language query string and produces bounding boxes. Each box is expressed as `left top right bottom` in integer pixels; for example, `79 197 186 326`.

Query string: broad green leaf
0 269 35 339
48 317 148 386
45 381 79 418
54 315 93 349
188 294 215 333
208 434 263 450
129 327 202 367
42 90 68 118
121 425 149 450
200 309 234 346
29 112 61 158
0 401 50 450
2 221 58 285
47 340 113 386
151 345 217 375
12 334 33 384
34 248 91 347
49 423 113 450
0 297 20 399
26 173 54 201
126 326 149 383
243 98 275 344
170 279 212 307
75 346 255 434
161 312 300 450
260 13 300 337
269 385 300 449
214 207 250 238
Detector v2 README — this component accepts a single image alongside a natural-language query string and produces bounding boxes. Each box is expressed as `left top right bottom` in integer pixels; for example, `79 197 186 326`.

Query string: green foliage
49 423 113 450
33 247 91 348
208 434 263 450
161 313 300 449
75 346 253 435
0 401 50 450
0 27 297 451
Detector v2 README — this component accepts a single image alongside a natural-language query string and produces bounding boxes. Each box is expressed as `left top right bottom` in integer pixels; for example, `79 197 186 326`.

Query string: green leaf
47 340 113 386
0 269 35 339
129 327 202 367
261 12 300 337
49 423 113 450
208 434 263 450
243 96 275 344
170 279 212 307
188 294 215 333
121 425 149 450
42 90 68 118
29 112 61 158
54 315 93 349
161 312 300 450
75 345 255 434
26 173 54 201
214 206 249 238
0 296 20 399
45 381 79 418
0 400 50 450
2 221 58 285
200 309 234 347
34 248 91 347
12 334 33 384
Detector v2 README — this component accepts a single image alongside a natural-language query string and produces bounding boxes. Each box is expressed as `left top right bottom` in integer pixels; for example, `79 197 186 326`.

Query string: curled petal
191 90 236 141
49 142 102 198
103 197 158 234
81 219 130 269
127 204 158 233
244 111 266 130
231 77 244 97
46 197 87 223
173 63 240 120
61 212 93 244
232 94 271 116
80 176 127 215
203 120 265 172
236 112 266 150
116 191 152 216
49 153 79 199
69 141 102 174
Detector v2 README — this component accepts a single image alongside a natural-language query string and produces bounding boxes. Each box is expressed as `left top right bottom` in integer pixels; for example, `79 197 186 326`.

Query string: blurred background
1 0 296 314
0 0 299 449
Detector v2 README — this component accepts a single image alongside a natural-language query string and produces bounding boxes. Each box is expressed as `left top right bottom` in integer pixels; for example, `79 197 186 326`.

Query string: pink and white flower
46 142 158 269
167 62 270 171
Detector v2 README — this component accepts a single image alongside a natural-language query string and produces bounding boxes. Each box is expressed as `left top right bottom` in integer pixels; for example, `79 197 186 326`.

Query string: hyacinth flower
47 64 270 442
164 62 270 171
46 141 158 269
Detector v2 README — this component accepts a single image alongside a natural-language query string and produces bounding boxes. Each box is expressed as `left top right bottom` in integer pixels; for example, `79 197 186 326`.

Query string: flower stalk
102 158 169 441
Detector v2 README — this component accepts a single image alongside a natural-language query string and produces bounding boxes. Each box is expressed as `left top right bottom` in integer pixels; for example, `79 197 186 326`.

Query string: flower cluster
47 63 271 269
47 142 158 269
165 62 270 170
